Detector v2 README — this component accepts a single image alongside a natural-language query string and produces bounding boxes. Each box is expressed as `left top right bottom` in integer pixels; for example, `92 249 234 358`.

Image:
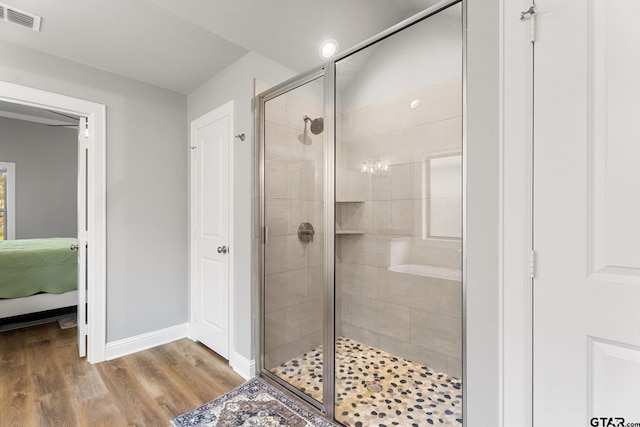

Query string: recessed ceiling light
320 39 338 59
410 99 420 109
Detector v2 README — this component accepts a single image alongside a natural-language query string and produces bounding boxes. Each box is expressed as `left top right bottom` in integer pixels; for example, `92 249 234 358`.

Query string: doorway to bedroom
0 102 82 341
0 81 107 362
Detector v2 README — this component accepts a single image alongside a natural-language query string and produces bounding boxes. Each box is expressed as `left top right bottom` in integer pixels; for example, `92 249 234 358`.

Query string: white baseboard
105 323 189 361
230 351 255 380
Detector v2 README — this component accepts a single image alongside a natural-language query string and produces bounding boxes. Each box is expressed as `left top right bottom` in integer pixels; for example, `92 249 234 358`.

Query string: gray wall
189 51 294 365
0 41 188 343
0 117 77 239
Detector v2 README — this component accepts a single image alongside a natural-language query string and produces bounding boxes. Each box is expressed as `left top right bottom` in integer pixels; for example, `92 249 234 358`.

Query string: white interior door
534 0 640 424
76 117 88 357
191 101 233 359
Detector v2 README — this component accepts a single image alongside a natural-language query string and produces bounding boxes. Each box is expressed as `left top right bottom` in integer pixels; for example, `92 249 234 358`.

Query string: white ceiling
0 0 443 94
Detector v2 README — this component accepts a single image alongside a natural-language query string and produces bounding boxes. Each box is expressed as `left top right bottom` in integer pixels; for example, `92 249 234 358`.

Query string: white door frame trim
501 0 534 425
188 100 235 362
0 80 107 363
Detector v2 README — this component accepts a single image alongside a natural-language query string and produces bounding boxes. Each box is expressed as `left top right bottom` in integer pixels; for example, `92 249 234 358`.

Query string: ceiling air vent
0 3 42 31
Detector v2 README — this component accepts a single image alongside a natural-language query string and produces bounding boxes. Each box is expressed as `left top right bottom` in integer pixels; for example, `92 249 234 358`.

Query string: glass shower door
334 3 464 425
260 74 327 407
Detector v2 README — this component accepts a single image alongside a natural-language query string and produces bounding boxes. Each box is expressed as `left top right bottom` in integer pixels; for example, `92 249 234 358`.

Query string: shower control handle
298 223 315 243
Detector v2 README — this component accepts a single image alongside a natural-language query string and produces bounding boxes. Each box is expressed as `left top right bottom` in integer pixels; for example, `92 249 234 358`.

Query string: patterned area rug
271 337 463 426
171 376 338 427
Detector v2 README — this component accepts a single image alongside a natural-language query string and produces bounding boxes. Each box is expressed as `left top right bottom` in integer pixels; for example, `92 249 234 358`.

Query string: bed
0 238 78 319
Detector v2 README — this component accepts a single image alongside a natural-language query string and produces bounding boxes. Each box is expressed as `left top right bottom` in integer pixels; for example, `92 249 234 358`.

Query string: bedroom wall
0 41 188 343
0 117 77 239
188 51 294 370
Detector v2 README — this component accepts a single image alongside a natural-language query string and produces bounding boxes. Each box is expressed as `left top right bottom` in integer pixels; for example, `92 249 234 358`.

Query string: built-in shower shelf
336 200 365 203
336 229 365 235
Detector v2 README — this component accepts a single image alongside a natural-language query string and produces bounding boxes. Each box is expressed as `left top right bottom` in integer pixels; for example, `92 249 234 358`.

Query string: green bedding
0 238 78 298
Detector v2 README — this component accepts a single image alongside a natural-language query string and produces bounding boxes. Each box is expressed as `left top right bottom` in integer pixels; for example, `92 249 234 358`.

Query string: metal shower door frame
256 66 333 414
255 0 465 422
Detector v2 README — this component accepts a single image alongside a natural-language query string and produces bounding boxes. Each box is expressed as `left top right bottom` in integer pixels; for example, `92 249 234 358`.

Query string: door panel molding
588 0 640 285
589 337 640 419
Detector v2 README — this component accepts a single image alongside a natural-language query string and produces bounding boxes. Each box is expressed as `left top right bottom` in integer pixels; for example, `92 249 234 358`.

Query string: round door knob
217 245 228 254
70 244 79 251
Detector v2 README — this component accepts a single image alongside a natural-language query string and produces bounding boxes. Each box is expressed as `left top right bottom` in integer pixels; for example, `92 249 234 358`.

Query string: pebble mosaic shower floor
270 337 463 426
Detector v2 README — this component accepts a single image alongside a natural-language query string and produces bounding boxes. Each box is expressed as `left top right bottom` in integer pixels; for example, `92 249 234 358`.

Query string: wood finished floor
0 321 244 426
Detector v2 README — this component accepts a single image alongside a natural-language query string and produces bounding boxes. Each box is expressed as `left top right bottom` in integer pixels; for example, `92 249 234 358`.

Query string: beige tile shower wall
263 87 325 370
337 77 463 378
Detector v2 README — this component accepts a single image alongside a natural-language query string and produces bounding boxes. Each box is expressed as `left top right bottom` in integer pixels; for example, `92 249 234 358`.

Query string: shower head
303 115 324 135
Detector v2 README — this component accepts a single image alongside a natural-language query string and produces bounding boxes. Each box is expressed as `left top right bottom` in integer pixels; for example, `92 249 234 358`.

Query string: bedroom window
0 161 16 241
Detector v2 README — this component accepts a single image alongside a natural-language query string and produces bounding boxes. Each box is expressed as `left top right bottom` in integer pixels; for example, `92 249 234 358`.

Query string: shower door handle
217 245 228 254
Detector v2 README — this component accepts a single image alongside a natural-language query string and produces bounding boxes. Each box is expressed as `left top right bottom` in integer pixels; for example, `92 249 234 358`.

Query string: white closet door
534 0 640 424
191 101 233 359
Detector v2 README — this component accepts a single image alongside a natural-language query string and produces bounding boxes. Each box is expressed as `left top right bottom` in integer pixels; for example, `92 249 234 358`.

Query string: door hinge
193 311 197 322
529 250 536 279
520 4 536 43
263 226 268 245
190 145 197 158
80 322 88 337
84 120 89 138
194 228 197 240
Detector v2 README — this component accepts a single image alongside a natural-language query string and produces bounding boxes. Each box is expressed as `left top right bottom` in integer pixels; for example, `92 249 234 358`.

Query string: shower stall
256 1 464 425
